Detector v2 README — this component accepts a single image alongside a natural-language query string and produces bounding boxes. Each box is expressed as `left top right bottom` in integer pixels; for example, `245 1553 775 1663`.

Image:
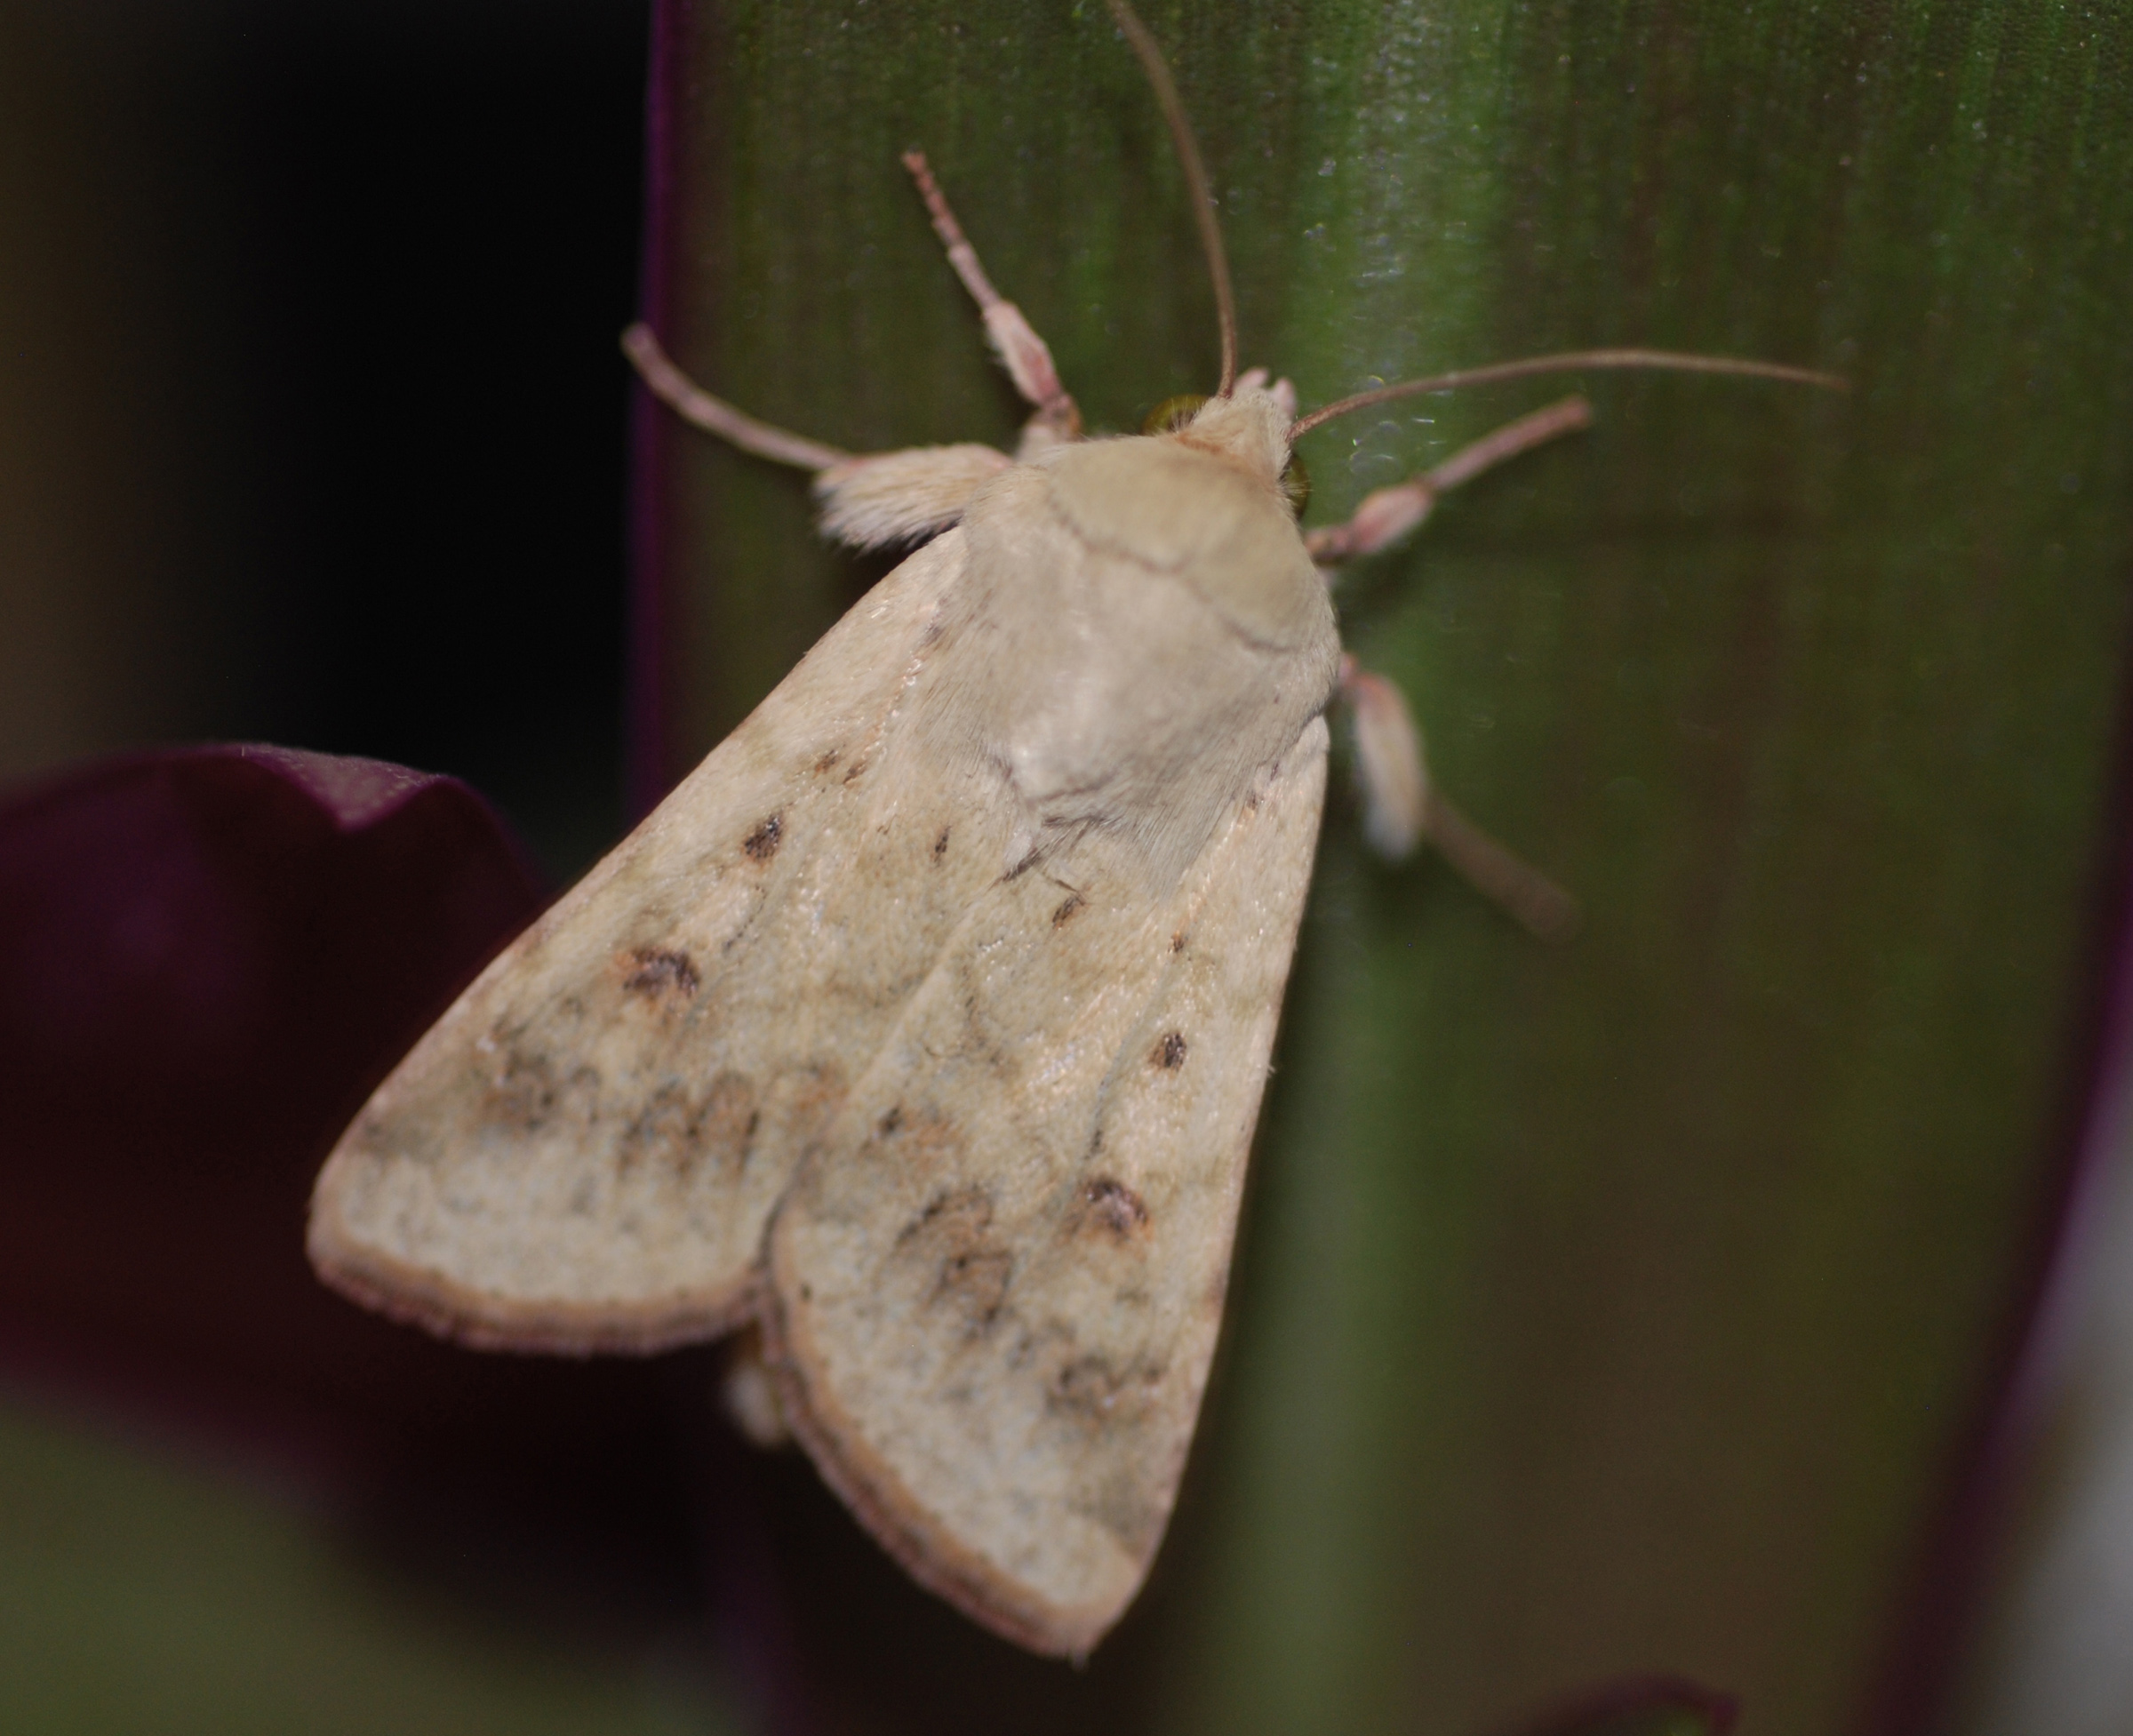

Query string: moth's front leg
624 148 1089 548
622 323 1012 550
623 322 854 471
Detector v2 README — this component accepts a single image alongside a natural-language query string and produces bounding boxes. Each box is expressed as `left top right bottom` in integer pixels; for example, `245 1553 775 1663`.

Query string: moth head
1140 385 1303 514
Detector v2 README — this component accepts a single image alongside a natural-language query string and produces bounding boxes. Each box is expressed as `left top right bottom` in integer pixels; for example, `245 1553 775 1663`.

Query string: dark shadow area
2 0 647 882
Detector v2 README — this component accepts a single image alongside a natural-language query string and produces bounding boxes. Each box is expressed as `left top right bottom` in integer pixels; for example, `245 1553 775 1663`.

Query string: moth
308 0 1839 1660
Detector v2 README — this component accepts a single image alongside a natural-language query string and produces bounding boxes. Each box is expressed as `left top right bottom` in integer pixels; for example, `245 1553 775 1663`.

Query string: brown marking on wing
621 946 699 998
1170 930 1187 953
1051 891 1087 927
938 1249 1012 1334
864 1101 963 1171
615 1070 759 1181
480 1041 601 1134
782 1060 851 1144
743 813 783 860
842 756 870 784
1047 1350 1165 1427
1080 1463 1169 1559
933 824 952 860
483 1045 557 1127
812 747 842 774
897 1186 1013 1337
1074 1176 1150 1241
1152 1031 1187 1069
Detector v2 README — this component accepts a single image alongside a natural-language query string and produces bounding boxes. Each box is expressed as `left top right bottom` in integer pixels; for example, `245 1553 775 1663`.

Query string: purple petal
0 742 564 1457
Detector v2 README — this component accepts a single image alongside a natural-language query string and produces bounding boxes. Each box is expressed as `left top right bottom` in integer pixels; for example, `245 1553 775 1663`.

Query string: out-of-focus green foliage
646 3 2133 1732
0 1401 741 1736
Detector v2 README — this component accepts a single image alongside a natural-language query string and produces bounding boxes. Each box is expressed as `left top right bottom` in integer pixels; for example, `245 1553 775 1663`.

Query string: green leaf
641 2 2133 1729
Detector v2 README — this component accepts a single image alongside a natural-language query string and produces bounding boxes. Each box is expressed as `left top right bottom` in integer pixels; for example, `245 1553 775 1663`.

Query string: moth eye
1281 452 1311 518
1142 393 1209 435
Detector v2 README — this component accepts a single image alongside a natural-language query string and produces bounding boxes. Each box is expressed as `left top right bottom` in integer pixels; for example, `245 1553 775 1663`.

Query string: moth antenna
1289 348 1849 439
1106 0 1237 397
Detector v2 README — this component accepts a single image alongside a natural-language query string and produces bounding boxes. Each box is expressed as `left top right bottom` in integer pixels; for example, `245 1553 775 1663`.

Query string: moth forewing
307 527 981 1353
763 719 1330 1658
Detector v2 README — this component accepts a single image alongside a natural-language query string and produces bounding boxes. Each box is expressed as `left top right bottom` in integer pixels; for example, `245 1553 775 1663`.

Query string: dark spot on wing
616 1070 759 1181
900 1185 979 1244
483 1044 601 1134
1170 930 1187 954
743 813 782 860
933 824 952 860
623 947 699 998
842 757 869 784
1047 1351 1163 1424
1079 1177 1149 1239
864 1100 963 1172
780 1060 850 1146
813 747 842 774
899 1185 1013 1336
1051 892 1086 927
938 1248 1013 1332
1154 1031 1187 1069
487 1048 557 1126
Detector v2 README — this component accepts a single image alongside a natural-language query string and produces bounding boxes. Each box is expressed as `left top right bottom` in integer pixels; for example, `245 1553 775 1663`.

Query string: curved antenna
1106 0 1237 396
1290 348 1848 439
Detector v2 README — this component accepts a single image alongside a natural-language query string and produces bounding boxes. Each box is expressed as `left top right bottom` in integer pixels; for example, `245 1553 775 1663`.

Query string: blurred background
0 0 643 881
0 4 736 1732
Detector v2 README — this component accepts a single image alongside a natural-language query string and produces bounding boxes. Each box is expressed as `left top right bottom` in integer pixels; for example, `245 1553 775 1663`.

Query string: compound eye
1280 452 1311 518
1142 393 1209 435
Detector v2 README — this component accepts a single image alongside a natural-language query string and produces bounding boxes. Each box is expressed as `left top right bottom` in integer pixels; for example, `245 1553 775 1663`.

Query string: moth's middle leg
1340 658 1579 941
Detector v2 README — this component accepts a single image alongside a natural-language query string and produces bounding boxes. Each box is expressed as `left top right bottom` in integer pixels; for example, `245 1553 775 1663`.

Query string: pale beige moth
307 0 1840 1660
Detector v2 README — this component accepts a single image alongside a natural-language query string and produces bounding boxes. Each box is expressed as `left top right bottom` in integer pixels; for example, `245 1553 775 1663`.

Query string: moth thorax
1041 433 1329 653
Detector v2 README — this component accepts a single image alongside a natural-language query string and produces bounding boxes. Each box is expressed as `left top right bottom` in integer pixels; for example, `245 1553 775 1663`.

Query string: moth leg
1306 396 1593 568
1339 655 1579 941
720 1325 794 1450
901 150 1082 455
625 323 854 469
624 323 1013 549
